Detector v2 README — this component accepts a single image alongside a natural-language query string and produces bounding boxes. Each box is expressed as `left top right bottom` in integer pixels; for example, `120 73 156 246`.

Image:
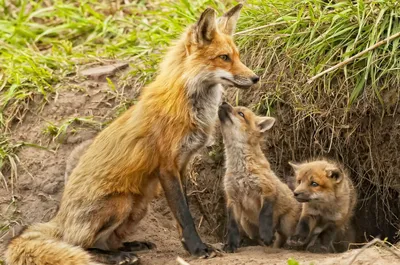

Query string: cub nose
221 101 228 106
293 192 300 197
251 75 260 84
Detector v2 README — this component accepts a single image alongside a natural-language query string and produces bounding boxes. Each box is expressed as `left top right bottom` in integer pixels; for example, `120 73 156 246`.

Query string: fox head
289 160 345 203
218 102 275 146
182 4 259 89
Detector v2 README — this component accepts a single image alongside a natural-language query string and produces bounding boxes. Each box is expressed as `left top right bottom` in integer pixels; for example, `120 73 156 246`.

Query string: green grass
237 0 400 107
43 116 102 143
0 0 230 176
0 135 20 192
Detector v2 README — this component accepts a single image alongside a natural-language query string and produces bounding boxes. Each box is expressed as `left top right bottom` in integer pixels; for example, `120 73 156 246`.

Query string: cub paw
117 252 139 265
287 234 307 247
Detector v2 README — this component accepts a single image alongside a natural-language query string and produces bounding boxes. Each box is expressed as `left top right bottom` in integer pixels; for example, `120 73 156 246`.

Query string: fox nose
293 192 300 197
222 101 228 106
251 75 260 84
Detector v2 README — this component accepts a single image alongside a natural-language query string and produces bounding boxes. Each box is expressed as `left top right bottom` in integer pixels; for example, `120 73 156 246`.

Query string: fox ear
289 161 301 172
326 166 343 184
195 7 217 45
218 4 243 35
257 116 275 132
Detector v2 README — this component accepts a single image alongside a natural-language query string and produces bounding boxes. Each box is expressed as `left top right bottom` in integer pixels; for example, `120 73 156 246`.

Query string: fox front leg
159 168 216 258
258 198 275 246
307 222 337 253
223 204 241 253
287 215 316 247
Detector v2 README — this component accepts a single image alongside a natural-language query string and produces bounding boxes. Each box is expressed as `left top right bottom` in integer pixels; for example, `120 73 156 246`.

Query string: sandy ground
1 68 399 264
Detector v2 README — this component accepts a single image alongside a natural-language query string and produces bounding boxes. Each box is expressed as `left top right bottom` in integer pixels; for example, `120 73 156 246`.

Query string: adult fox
6 3 259 265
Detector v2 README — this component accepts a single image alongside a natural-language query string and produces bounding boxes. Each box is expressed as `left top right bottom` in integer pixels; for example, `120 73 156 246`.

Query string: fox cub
287 159 357 253
219 102 301 252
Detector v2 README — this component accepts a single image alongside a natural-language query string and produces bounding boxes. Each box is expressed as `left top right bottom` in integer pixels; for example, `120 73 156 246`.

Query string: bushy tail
5 221 101 265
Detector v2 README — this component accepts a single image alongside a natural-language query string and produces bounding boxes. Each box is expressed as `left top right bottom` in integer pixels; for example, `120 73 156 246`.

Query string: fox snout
293 190 311 203
229 74 259 89
218 102 233 123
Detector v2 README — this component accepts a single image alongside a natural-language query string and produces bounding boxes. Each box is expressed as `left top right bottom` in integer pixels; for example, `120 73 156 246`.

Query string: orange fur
288 159 357 253
6 4 258 264
219 103 301 252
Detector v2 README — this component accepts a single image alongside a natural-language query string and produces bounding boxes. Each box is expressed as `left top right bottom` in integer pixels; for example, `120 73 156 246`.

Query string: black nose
293 192 300 197
222 101 228 106
251 75 260 84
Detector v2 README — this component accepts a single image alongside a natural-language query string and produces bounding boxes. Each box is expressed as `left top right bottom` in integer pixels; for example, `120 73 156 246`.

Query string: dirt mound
1 65 399 265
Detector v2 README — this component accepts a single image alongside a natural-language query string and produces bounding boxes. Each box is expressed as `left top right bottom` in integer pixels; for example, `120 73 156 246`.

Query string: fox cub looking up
219 102 301 253
287 159 357 253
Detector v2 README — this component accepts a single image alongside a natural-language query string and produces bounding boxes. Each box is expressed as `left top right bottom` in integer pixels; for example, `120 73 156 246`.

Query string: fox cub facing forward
287 159 357 253
6 4 259 265
219 102 301 253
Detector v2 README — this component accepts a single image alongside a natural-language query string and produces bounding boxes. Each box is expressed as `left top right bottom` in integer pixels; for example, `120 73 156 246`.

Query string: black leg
87 248 139 265
319 224 337 253
119 241 156 252
306 222 337 253
258 198 275 246
159 168 215 257
287 215 312 247
223 205 241 253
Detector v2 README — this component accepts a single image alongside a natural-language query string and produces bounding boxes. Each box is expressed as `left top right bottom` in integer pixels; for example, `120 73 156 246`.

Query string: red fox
218 103 301 253
287 159 357 253
65 139 93 182
6 4 259 265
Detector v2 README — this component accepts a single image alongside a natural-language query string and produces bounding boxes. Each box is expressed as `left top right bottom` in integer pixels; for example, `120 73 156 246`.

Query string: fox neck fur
224 140 271 177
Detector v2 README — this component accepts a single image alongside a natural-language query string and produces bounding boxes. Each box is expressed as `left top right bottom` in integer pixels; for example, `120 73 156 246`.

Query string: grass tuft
43 116 102 143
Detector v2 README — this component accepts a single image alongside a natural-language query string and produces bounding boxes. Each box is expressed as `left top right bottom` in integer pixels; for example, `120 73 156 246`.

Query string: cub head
289 160 344 203
218 102 275 146
184 4 259 89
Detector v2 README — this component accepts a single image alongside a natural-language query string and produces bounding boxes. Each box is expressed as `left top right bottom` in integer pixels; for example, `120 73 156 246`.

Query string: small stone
80 62 129 80
42 181 60 194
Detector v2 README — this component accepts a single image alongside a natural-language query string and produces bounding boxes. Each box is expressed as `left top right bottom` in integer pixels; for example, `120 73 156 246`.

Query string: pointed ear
257 116 275 132
217 4 243 35
195 7 217 45
289 161 301 172
326 166 343 184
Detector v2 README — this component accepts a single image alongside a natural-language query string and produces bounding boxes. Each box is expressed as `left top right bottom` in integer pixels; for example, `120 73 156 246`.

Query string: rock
80 62 129 80
42 181 61 194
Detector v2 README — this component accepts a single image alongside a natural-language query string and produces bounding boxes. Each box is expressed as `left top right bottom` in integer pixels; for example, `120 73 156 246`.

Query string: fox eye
310 181 319 187
219 54 230 62
238 111 245 118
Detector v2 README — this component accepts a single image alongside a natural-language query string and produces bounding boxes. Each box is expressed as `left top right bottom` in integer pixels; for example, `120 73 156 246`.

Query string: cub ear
257 116 275 132
288 161 301 172
217 4 243 35
195 7 218 45
326 166 343 184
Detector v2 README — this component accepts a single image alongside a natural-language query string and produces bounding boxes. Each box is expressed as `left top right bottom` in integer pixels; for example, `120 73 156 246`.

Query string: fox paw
259 233 275 246
223 241 239 253
306 243 329 253
198 244 222 259
117 252 139 265
120 241 156 252
187 242 221 258
287 235 307 247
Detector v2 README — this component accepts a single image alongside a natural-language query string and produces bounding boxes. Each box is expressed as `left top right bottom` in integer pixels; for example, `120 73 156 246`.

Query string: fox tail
5 221 100 265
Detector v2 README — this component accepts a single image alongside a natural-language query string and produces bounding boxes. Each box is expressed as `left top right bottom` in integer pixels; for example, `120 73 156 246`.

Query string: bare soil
0 70 399 264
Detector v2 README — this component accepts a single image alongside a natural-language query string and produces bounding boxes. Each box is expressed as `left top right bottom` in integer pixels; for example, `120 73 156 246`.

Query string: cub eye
219 54 230 62
238 111 245 118
311 181 319 187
